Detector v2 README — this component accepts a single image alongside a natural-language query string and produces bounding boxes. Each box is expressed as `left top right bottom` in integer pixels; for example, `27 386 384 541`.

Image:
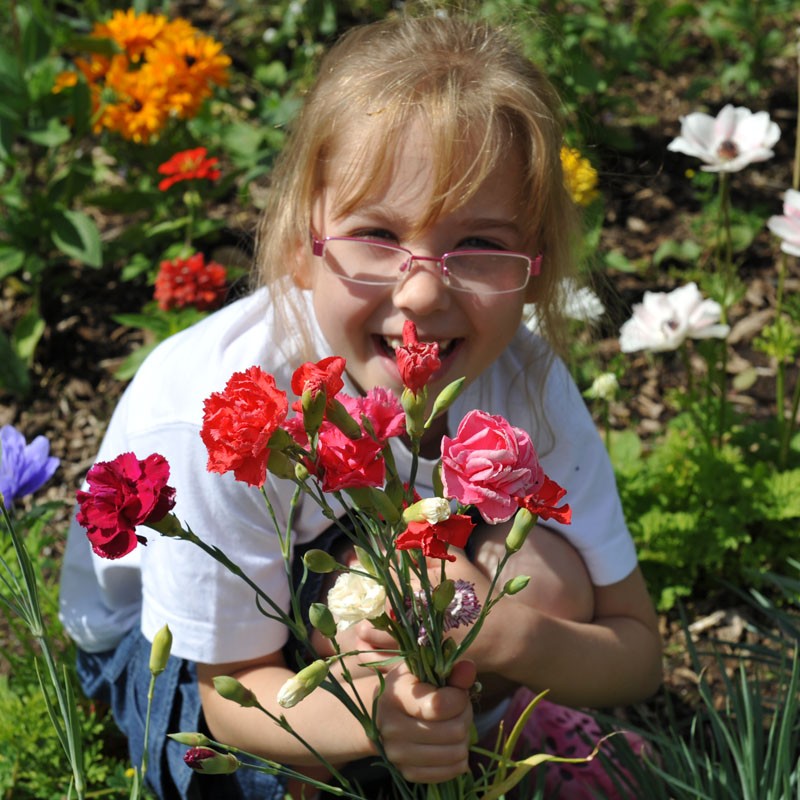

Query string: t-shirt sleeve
535 358 638 586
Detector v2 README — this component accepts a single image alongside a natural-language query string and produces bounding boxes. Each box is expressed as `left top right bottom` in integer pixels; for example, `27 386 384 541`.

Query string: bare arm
196 649 475 781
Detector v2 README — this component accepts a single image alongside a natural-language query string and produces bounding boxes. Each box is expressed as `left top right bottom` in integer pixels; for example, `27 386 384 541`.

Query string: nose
392 256 452 315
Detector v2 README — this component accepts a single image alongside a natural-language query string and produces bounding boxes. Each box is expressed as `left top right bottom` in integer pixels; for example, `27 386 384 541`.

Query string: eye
351 228 398 243
457 237 506 251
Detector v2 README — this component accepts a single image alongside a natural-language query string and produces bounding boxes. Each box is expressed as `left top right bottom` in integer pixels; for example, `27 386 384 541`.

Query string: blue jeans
76 627 286 800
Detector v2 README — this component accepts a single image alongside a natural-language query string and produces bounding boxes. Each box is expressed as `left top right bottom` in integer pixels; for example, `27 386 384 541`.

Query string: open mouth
376 335 459 359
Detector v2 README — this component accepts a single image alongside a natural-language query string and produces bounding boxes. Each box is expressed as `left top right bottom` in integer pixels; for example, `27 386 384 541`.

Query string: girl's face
296 125 531 400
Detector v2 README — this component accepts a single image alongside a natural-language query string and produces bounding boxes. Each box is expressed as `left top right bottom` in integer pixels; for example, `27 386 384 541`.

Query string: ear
291 241 313 289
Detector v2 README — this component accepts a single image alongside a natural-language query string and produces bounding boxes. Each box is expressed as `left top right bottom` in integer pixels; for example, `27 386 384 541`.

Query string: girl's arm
196 650 475 782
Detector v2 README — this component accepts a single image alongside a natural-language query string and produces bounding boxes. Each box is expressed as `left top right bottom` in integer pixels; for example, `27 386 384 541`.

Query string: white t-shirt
59 287 637 663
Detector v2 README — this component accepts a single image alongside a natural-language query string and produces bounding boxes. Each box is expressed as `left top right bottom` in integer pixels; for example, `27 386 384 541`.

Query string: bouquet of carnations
76 321 597 799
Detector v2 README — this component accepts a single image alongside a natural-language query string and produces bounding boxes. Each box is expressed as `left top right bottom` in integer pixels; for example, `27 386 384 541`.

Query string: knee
474 526 594 623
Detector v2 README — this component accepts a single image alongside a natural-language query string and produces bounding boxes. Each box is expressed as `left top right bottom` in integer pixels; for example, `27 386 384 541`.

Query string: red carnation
395 320 440 393
201 366 289 487
395 513 475 562
518 475 572 525
154 252 227 312
76 452 176 559
313 422 385 492
291 356 346 409
157 147 221 191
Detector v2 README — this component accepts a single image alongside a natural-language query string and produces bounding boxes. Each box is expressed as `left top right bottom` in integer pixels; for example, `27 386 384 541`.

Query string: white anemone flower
619 282 730 353
767 188 800 257
524 278 605 332
667 104 780 172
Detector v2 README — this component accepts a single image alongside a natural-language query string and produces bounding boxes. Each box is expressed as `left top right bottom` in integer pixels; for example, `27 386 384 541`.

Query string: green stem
138 673 157 794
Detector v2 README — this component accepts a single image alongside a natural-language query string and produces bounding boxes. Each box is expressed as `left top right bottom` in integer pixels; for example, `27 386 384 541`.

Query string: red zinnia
517 475 572 525
201 366 289 487
157 146 221 191
154 252 227 311
395 320 440 393
395 514 475 562
76 452 176 559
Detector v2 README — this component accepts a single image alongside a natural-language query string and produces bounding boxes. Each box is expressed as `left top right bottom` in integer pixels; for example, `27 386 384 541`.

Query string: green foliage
611 416 800 610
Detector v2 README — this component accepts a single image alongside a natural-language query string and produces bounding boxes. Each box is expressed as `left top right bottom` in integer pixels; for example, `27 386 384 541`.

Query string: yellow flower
560 146 600 206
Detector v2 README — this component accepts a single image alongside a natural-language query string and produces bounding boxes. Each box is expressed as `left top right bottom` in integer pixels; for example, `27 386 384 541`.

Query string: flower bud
149 624 172 677
295 462 310 482
303 548 338 573
309 603 337 639
168 732 212 747
505 508 537 554
213 675 259 708
353 546 379 578
503 575 531 595
400 387 427 438
403 497 451 525
425 377 466 427
267 448 296 479
184 746 240 775
326 399 362 439
148 512 186 539
277 659 329 708
301 386 327 437
346 487 401 524
432 580 456 613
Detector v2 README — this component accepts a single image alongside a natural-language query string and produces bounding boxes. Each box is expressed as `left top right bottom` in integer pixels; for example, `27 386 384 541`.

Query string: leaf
0 245 25 280
50 209 102 267
608 429 642 473
113 343 158 381
25 118 71 147
0 328 30 397
13 307 46 364
652 238 702 266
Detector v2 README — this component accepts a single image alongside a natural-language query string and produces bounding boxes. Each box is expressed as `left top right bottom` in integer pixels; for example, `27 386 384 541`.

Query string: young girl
60 12 662 800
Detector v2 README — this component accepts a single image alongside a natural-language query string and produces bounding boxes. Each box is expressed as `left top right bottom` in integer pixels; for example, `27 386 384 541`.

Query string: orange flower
52 71 79 94
157 147 221 191
99 62 169 143
94 8 167 63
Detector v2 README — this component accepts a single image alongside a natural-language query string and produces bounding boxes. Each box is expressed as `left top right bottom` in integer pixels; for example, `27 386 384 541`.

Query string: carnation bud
184 746 240 775
326 399 362 439
353 546 379 578
277 659 329 708
309 603 337 639
148 512 185 539
400 387 426 439
403 497 451 525
301 386 327 437
346 487 400 524
432 580 456 612
303 548 338 573
503 575 531 595
425 377 466 427
213 675 259 708
267 427 294 452
168 732 213 747
295 462 310 482
149 624 173 677
267 448 296 479
505 508 537 554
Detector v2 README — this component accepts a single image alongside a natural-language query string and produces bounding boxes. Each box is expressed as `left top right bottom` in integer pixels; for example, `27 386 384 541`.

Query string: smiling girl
60 12 661 800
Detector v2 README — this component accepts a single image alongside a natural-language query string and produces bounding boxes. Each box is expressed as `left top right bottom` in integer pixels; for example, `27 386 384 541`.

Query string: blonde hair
254 12 579 363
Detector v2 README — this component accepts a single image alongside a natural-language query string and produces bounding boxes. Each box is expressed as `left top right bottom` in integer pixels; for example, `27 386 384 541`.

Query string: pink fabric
479 689 650 799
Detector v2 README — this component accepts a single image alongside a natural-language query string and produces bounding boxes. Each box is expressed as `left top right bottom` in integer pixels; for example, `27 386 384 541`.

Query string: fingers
378 663 474 783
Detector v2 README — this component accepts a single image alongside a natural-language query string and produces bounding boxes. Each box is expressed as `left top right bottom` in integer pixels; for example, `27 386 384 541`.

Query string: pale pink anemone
619 282 730 354
767 189 800 257
667 104 780 173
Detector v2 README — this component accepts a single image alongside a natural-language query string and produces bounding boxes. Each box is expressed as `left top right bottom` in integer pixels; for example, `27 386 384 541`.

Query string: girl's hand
377 659 476 784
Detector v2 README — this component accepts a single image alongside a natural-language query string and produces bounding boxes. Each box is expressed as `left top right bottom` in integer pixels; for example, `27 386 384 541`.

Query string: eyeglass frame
310 234 542 295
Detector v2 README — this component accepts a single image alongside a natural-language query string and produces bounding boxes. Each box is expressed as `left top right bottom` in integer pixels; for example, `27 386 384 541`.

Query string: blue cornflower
0 424 60 507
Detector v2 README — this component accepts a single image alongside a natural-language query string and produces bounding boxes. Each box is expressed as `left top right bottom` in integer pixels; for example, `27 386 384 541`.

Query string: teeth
383 336 452 351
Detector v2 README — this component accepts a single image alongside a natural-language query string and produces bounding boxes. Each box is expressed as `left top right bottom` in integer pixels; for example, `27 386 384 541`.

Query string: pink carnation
340 388 405 443
441 410 544 524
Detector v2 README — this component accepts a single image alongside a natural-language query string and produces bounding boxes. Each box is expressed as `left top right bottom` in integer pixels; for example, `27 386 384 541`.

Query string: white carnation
326 569 386 631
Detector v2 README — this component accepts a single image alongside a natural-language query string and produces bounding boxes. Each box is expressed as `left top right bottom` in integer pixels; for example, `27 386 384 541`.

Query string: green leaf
0 328 30 396
652 238 702 266
0 245 26 280
20 10 52 67
13 308 46 364
25 118 71 147
50 209 102 267
113 342 158 381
